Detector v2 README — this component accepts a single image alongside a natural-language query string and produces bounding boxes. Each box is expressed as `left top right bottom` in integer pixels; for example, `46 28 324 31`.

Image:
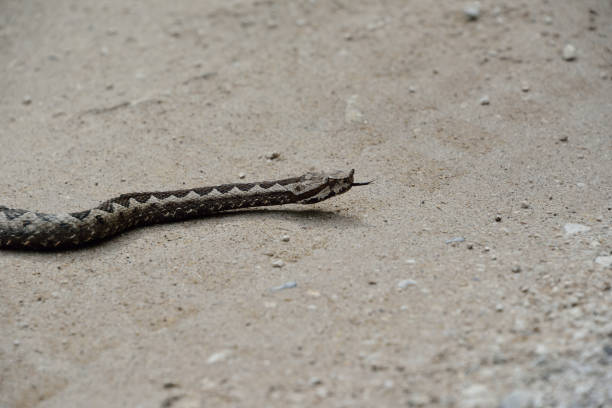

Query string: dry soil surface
1 1 611 407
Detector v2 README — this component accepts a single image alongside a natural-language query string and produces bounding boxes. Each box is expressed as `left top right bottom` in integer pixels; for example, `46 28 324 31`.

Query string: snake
0 169 369 250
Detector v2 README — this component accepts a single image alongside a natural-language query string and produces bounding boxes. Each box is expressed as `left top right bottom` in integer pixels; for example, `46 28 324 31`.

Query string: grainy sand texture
1 1 611 407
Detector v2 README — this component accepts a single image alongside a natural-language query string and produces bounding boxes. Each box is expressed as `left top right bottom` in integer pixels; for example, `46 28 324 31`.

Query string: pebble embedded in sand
564 223 590 235
270 281 297 291
464 3 481 20
206 350 231 364
479 95 490 105
397 279 417 289
595 256 612 268
499 389 534 408
271 259 285 268
562 44 577 61
344 94 365 124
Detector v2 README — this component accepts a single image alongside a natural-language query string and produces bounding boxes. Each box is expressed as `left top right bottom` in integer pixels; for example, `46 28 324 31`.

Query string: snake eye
294 185 303 192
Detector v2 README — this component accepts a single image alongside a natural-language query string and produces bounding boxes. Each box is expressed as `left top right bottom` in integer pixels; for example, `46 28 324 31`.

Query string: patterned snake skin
0 169 368 250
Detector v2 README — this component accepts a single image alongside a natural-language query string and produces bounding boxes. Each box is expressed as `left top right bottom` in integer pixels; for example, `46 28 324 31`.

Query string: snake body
0 169 365 250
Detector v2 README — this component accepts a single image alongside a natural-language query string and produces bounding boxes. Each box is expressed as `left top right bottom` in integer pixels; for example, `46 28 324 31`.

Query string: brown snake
0 169 369 250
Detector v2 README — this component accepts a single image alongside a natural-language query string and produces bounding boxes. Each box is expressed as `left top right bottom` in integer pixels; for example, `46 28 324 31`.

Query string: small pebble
495 215 502 222
397 279 417 289
459 384 496 408
495 303 504 312
446 237 466 244
345 94 365 124
559 135 568 142
562 44 577 61
464 3 481 20
281 235 290 242
499 389 534 408
13 339 20 346
511 265 522 273
265 152 280 160
306 289 321 297
408 85 417 93
22 95 32 105
595 256 612 268
271 259 285 268
521 83 530 92
543 15 553 25
520 201 529 209
238 172 246 179
270 281 297 291
309 377 323 386
479 95 490 105
206 350 231 364
564 223 590 235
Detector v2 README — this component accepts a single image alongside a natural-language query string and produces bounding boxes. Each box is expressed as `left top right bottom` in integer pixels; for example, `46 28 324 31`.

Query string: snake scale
0 169 368 250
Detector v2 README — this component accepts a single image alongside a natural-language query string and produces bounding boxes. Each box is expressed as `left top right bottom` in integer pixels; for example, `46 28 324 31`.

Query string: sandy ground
1 1 611 407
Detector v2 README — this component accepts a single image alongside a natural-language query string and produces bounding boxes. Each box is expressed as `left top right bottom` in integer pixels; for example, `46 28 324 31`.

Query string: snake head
291 169 356 204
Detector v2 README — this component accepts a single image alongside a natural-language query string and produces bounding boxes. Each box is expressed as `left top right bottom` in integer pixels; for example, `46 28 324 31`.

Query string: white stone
206 350 231 364
397 279 417 289
345 94 365 124
595 256 612 268
459 384 496 408
464 3 481 20
562 44 577 61
500 390 534 408
479 95 490 105
564 223 590 235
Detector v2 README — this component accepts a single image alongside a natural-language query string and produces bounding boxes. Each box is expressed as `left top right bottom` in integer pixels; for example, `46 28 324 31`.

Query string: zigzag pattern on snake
0 169 368 250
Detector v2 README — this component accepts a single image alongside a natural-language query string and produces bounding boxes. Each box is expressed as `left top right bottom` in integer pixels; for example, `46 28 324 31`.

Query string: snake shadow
2 207 367 254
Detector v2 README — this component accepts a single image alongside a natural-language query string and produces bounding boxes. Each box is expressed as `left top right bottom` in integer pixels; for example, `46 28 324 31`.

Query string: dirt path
1 1 611 407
